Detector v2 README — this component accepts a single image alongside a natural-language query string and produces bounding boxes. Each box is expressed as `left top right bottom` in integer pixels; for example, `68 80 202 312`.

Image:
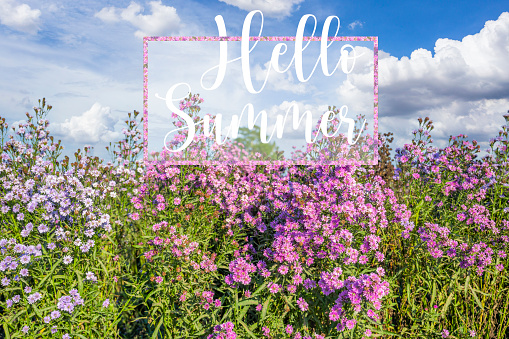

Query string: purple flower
85 271 97 282
21 325 29 333
63 256 73 264
442 329 450 338
38 224 49 233
19 255 31 264
102 299 110 308
20 268 29 276
12 295 20 303
297 297 308 311
63 333 71 339
1 277 10 286
51 310 61 319
268 282 280 294
345 319 357 330
24 286 32 293
27 292 42 304
262 326 270 337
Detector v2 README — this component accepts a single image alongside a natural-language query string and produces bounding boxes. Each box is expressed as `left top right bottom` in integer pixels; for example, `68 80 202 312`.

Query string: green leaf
35 257 63 290
470 284 484 310
238 320 258 339
151 315 164 339
261 296 271 321
441 290 455 318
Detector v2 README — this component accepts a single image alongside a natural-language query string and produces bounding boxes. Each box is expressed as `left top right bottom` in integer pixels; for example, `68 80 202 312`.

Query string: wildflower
469 330 476 337
268 282 280 294
12 295 20 303
442 329 449 338
63 333 71 339
51 310 61 319
20 268 29 276
364 329 372 337
297 297 308 311
63 255 73 264
256 304 262 311
285 325 293 334
262 326 270 337
155 276 163 284
278 265 289 275
38 224 49 233
27 292 42 304
51 326 58 334
85 271 97 282
102 299 110 308
1 277 10 286
345 319 356 330
22 325 29 333
24 286 32 293
19 255 30 264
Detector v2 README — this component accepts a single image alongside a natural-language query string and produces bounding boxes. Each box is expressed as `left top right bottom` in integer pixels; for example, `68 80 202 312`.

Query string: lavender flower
27 292 42 304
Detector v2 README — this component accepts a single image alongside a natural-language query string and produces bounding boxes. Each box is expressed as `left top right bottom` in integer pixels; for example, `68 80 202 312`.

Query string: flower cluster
207 321 237 339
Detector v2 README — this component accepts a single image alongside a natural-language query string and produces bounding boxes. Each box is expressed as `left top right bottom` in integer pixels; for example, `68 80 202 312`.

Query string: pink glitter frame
143 36 378 166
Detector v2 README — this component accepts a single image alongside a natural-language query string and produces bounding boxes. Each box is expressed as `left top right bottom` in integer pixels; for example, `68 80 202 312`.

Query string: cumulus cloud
218 0 304 18
380 12 509 119
327 12 509 148
348 20 363 30
51 103 120 144
253 61 309 94
0 0 41 34
95 1 180 38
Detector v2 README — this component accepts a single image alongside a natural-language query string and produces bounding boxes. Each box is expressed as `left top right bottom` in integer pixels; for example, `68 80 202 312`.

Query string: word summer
157 85 366 153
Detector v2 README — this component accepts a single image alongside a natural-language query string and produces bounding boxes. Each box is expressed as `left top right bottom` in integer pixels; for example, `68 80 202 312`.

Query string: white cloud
253 61 309 94
364 12 509 147
0 0 41 34
380 12 509 117
51 103 120 144
95 1 181 38
348 20 363 30
218 0 304 18
94 6 119 23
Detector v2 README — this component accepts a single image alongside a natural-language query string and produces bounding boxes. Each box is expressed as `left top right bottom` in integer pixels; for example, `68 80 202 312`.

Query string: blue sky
0 0 508 161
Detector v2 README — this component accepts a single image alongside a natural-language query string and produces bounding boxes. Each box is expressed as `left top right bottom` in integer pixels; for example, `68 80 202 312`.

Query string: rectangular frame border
143 36 378 166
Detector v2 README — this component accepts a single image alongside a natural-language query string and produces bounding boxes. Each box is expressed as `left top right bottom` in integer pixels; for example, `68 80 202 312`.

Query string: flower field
1 98 508 339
